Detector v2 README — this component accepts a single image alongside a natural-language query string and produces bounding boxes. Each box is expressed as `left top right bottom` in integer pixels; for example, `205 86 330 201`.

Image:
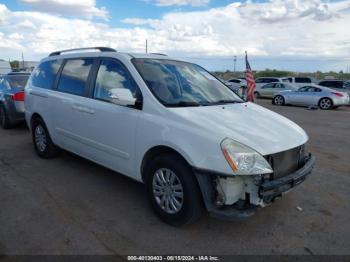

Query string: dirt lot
0 99 349 255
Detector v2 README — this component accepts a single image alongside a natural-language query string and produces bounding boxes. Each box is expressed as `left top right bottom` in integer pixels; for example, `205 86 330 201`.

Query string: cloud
20 0 108 19
238 0 340 23
121 18 160 27
151 0 210 7
1 1 350 72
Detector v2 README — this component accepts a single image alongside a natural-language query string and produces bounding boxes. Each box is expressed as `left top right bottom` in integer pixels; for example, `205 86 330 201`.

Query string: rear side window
295 77 312 83
32 60 62 89
57 58 94 96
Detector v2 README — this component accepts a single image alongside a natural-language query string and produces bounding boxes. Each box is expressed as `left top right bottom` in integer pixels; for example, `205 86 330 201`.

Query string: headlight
221 138 273 175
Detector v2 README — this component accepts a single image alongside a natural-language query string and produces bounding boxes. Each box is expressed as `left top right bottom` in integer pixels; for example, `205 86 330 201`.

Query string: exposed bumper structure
259 154 315 203
194 154 315 220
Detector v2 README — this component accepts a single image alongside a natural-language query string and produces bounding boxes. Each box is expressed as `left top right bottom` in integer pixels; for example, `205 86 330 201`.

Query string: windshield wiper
210 99 243 105
166 101 202 107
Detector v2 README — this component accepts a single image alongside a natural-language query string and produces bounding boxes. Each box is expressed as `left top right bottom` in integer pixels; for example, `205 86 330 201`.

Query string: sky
1 0 350 72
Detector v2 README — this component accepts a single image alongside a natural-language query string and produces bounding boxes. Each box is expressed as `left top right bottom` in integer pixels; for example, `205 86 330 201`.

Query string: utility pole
233 56 237 72
145 39 148 54
21 51 25 71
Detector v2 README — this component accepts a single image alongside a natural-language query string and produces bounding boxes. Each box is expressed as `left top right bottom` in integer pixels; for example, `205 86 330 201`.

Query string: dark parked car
0 72 30 129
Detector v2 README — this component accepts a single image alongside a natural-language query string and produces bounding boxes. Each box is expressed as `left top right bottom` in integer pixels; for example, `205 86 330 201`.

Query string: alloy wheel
319 98 332 110
274 96 284 105
152 168 184 214
34 125 47 152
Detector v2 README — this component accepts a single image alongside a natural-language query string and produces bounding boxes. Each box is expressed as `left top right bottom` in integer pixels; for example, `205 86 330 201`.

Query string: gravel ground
0 99 349 255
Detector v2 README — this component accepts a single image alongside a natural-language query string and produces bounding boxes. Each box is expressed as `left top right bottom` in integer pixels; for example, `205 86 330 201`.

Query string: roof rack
49 47 116 57
150 53 168 56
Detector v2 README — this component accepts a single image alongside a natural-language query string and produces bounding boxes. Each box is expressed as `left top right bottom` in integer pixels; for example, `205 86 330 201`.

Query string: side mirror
108 88 136 106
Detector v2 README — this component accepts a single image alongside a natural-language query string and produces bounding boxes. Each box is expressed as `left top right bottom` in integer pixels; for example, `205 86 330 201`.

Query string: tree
10 60 19 70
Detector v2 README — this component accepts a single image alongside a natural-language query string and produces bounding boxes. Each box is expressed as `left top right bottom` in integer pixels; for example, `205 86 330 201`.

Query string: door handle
29 90 49 98
72 105 95 114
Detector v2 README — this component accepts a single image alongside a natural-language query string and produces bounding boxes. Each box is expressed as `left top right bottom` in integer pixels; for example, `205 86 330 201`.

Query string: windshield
7 75 30 88
132 59 243 107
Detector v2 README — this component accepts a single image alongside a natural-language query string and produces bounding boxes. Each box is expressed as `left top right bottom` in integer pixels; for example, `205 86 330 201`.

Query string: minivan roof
44 47 176 62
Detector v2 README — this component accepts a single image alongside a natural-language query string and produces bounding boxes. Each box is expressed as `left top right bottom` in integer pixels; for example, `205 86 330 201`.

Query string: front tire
31 118 59 158
319 98 333 110
273 95 285 106
0 105 11 129
144 153 203 226
254 91 260 99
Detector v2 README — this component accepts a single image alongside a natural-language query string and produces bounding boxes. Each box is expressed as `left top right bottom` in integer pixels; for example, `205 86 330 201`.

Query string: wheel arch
30 113 44 128
140 145 192 183
318 97 334 107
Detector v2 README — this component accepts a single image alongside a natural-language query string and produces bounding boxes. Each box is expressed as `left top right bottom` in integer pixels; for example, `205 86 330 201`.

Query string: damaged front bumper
260 154 315 204
193 154 315 220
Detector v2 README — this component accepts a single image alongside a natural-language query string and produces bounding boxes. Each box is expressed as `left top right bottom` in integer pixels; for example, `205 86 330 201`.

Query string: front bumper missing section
259 154 315 203
193 154 315 220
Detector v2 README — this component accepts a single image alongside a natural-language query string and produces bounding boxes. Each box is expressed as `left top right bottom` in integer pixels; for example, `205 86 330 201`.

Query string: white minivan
25 47 315 226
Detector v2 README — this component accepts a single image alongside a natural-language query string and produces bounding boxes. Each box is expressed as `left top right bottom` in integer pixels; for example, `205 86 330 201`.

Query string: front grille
265 145 305 179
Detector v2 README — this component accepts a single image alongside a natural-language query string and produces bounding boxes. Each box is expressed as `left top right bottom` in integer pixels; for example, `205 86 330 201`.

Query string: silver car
255 82 297 98
272 84 350 110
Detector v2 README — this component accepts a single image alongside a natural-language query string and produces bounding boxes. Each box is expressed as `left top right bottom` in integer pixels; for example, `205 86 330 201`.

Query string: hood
169 102 308 155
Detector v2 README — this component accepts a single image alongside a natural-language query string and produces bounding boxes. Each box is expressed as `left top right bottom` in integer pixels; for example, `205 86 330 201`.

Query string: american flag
245 51 256 102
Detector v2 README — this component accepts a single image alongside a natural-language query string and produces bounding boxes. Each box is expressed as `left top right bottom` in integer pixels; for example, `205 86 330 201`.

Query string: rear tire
0 105 11 129
319 98 333 110
31 118 59 158
273 95 285 106
144 153 203 226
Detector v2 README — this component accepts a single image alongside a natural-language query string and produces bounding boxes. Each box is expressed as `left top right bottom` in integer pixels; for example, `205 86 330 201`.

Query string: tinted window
32 60 62 89
298 86 308 92
94 59 140 102
334 81 344 88
306 87 319 92
7 75 29 88
255 78 264 83
318 81 328 87
275 83 285 88
319 81 342 88
288 77 293 82
229 79 240 83
295 77 312 83
57 58 93 96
